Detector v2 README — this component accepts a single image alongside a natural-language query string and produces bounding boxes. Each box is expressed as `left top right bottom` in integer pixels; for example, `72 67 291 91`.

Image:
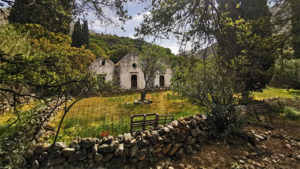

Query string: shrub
172 59 242 138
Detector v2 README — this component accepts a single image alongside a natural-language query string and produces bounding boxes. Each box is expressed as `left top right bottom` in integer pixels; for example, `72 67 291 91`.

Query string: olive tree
138 45 167 101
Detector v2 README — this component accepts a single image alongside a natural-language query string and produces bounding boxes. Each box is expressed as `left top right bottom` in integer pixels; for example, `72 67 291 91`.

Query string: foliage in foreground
0 24 107 169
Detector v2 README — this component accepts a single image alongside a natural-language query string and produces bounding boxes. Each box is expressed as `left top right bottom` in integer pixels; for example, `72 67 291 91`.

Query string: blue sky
86 1 185 54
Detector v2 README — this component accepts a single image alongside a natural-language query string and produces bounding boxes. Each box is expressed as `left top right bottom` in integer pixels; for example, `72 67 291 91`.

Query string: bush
172 59 242 138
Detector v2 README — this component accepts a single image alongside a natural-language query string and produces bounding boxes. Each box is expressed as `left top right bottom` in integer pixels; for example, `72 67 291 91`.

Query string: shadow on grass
289 90 300 97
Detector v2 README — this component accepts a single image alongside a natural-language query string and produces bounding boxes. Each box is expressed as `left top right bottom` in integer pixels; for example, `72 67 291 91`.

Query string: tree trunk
141 90 147 101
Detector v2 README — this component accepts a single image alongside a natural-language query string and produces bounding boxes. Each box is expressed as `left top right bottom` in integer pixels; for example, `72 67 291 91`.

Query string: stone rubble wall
29 114 208 169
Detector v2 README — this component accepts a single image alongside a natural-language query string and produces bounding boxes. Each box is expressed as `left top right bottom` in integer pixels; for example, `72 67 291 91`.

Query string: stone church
88 53 173 90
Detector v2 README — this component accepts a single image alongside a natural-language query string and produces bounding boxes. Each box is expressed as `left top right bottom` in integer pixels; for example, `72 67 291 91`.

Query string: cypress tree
71 19 82 48
82 20 89 48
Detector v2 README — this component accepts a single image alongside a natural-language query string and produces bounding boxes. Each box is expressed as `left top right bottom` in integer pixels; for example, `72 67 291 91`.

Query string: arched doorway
131 75 137 89
159 75 165 87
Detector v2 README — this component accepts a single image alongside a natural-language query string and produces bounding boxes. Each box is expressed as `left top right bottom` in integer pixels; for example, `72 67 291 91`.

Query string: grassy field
1 88 300 143
49 91 202 143
48 87 300 143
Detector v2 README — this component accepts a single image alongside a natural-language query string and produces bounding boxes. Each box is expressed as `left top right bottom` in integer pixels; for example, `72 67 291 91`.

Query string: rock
271 133 284 140
151 130 159 137
94 153 103 162
117 134 124 141
176 148 184 158
69 141 80 151
92 144 98 154
162 144 172 154
141 139 150 147
296 155 300 161
78 149 87 161
53 142 66 151
167 125 174 131
107 135 114 143
190 119 197 127
87 152 93 159
124 133 132 143
110 140 119 151
285 144 292 149
103 153 113 162
130 138 137 145
39 152 48 162
123 164 136 169
169 144 182 156
49 157 66 166
185 145 194 154
163 127 170 133
81 138 95 149
278 153 285 158
171 121 179 128
31 160 39 169
115 143 124 156
191 129 199 137
158 137 164 143
134 100 142 105
179 119 187 126
186 136 196 145
254 134 265 141
260 144 267 149
130 145 139 157
34 143 50 155
168 167 174 169
138 149 147 161
62 147 75 156
50 150 61 159
98 144 111 153
68 151 80 162
178 164 185 169
155 147 162 153
296 142 300 149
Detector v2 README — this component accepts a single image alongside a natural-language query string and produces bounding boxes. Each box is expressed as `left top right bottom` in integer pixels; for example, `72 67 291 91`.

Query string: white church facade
88 53 173 90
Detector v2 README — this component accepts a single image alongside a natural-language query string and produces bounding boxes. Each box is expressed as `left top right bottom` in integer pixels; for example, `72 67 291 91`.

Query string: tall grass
49 91 201 143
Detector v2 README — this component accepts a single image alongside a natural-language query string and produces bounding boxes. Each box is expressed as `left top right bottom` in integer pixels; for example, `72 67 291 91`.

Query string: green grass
49 91 202 143
251 87 300 100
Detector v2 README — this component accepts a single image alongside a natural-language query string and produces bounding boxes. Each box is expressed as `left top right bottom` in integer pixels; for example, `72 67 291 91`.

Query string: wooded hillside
89 34 173 63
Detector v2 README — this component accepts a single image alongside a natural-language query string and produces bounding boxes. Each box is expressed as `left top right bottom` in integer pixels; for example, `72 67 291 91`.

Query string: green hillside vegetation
89 34 173 63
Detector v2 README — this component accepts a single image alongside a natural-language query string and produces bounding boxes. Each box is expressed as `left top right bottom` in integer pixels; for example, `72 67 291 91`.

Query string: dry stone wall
29 114 208 169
